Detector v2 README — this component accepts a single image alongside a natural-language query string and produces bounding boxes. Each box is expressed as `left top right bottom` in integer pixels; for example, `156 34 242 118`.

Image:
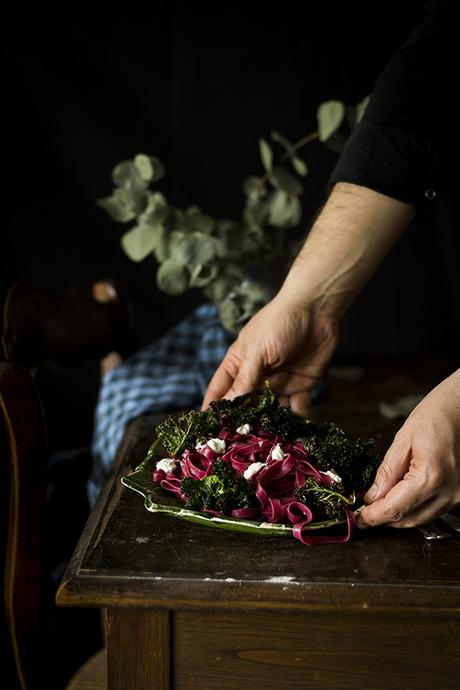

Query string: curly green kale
181 459 256 514
295 477 356 520
155 409 219 456
154 382 379 497
155 381 279 457
259 405 308 438
300 422 379 494
206 394 256 430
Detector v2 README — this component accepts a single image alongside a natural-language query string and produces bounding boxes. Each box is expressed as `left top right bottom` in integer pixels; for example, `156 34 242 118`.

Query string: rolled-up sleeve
328 0 457 211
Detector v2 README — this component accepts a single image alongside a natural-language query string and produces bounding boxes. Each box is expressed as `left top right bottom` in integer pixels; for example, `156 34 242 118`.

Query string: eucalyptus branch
97 99 353 335
283 130 319 157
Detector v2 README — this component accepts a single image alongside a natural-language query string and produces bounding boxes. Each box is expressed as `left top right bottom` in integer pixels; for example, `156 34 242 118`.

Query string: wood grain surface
56 359 460 689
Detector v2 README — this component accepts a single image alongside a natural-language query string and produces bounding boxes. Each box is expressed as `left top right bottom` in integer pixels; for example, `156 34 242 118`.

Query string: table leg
107 608 170 690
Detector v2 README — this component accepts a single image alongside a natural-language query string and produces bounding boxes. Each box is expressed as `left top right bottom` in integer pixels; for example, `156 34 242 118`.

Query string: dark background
4 0 447 342
2 3 459 685
2 0 459 445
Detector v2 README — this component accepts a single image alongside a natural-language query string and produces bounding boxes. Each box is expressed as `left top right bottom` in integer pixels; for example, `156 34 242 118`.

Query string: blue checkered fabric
88 303 233 505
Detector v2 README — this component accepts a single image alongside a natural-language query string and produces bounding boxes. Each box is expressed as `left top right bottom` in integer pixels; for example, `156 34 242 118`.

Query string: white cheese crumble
195 440 206 451
243 461 265 480
324 469 342 483
207 438 226 453
236 423 251 435
156 458 177 473
271 443 284 460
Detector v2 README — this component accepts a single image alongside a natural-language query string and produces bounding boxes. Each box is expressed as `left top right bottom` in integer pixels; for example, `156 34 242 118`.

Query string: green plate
121 449 345 537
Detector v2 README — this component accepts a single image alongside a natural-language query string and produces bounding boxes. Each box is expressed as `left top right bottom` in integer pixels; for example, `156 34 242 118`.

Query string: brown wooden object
57 359 460 689
1 363 47 689
0 281 132 689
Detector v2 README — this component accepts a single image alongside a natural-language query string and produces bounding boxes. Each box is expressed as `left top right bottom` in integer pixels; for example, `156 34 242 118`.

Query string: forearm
280 182 415 317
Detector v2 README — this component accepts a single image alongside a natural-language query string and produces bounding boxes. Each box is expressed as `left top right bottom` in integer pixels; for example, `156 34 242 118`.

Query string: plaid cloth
88 303 233 504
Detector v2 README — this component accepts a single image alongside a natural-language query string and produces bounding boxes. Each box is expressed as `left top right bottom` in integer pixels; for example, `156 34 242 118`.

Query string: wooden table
57 360 460 690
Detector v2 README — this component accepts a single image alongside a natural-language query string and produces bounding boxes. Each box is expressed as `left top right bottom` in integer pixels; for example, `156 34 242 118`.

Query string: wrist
274 280 343 324
279 269 351 319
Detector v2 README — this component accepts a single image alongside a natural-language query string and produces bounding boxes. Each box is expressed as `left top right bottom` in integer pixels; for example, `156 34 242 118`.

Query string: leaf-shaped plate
121 453 346 537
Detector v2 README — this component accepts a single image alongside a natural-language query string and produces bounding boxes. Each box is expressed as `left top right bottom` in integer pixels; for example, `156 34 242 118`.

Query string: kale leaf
155 381 280 456
181 459 256 514
259 404 307 438
300 421 379 493
155 409 219 456
294 477 356 520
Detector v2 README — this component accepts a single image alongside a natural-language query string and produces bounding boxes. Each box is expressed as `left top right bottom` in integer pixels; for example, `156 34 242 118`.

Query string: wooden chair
1 281 135 689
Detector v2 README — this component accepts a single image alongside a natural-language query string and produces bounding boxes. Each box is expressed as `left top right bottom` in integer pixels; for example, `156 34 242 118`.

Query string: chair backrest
1 280 133 689
1 362 48 690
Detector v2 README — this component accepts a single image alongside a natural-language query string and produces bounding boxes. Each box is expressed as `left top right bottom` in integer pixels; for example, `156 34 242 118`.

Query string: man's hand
203 183 414 416
358 368 460 528
202 293 338 416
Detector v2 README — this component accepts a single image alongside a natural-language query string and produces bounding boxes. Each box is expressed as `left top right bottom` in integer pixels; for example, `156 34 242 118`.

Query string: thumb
364 437 411 504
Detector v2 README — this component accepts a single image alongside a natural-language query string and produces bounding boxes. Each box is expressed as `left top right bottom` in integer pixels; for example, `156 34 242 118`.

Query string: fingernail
364 484 378 503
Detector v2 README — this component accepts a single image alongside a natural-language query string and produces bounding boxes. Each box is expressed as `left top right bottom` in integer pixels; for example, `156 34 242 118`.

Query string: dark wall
4 0 456 357
5 0 460 354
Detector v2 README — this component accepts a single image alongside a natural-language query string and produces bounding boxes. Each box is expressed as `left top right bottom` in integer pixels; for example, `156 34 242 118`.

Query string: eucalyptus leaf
134 154 154 181
97 188 137 223
203 271 241 301
185 206 215 234
317 100 345 142
219 280 266 333
209 235 226 258
169 231 215 266
134 154 165 183
259 138 273 172
153 229 169 262
188 262 219 288
111 160 147 191
165 208 187 233
291 156 308 177
270 166 303 195
238 281 266 313
138 191 168 227
267 189 302 228
157 259 189 295
243 176 266 203
218 298 243 334
111 160 136 187
216 221 247 259
243 202 268 233
121 224 162 262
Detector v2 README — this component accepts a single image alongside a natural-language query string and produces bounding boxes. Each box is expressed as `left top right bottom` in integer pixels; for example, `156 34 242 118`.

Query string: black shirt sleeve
328 0 458 210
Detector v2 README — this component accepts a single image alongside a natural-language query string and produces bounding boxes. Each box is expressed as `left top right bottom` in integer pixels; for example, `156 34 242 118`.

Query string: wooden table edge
56 417 144 608
57 414 460 616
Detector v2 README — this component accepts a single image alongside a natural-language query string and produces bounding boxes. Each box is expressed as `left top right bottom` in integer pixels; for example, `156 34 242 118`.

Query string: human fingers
385 493 449 529
363 434 412 504
289 390 311 417
269 389 311 416
357 471 436 528
203 345 264 409
202 362 235 409
224 352 263 400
